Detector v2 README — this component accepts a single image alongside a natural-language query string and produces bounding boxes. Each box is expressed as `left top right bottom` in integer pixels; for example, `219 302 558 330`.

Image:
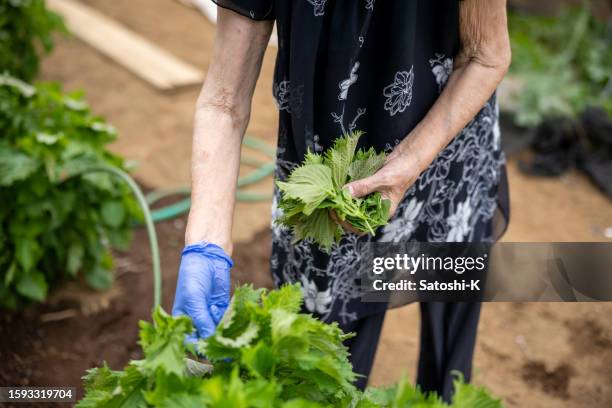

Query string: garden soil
1 0 611 407
1 219 611 408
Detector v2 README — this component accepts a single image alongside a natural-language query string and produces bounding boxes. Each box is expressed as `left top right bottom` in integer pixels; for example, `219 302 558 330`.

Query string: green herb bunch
276 131 390 252
508 6 612 127
0 74 140 308
0 0 66 81
78 284 503 407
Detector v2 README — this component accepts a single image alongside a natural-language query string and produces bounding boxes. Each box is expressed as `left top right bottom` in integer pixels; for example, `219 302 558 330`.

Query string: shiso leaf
348 147 387 182
78 284 503 407
276 131 390 252
325 131 362 188
277 164 334 216
138 307 193 376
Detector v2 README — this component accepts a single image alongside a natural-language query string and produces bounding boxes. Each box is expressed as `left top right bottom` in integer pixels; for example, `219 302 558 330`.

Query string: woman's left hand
340 0 512 230
344 147 422 219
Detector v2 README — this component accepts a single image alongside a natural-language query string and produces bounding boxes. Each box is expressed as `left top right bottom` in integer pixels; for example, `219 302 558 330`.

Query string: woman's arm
346 0 511 215
186 9 273 253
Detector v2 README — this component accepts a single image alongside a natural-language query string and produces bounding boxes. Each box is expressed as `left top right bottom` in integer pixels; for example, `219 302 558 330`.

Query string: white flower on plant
300 275 332 315
383 67 414 116
446 198 472 242
380 198 423 242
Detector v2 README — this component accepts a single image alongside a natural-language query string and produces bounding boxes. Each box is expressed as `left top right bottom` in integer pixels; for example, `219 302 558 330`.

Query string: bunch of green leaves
0 74 140 308
78 284 503 408
277 131 390 252
363 374 502 408
78 285 357 408
200 284 358 405
508 6 612 127
0 0 66 81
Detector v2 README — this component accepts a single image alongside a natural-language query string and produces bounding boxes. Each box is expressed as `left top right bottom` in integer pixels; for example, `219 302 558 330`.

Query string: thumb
345 174 381 198
209 303 228 325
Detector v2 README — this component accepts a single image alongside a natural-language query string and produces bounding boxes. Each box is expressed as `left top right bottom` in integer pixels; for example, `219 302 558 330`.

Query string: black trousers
345 302 482 402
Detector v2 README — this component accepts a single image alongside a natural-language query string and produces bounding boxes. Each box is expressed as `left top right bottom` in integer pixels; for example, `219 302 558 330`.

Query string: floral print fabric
218 0 509 326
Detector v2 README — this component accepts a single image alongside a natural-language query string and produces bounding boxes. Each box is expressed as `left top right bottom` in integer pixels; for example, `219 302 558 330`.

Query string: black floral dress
214 0 509 327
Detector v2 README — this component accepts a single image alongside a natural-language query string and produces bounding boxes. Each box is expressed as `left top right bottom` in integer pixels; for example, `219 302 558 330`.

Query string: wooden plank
48 0 204 90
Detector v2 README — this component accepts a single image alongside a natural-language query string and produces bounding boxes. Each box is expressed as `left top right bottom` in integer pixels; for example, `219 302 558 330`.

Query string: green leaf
85 266 114 290
292 208 340 253
324 131 361 188
108 228 133 251
0 147 40 186
4 262 18 286
139 307 193 377
241 342 276 378
16 271 48 301
66 242 84 276
451 373 503 408
262 284 303 313
348 148 386 181
82 364 120 393
303 150 324 165
101 200 126 228
15 239 41 272
277 164 334 215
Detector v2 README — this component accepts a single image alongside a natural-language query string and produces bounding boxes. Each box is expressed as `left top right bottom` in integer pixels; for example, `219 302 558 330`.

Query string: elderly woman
172 0 510 399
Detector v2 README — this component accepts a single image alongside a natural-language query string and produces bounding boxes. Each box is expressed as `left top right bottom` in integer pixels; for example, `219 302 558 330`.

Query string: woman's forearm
185 105 247 253
392 0 511 178
184 10 273 254
345 0 510 214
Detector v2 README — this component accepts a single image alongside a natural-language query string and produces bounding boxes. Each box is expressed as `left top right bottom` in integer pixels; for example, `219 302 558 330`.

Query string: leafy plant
0 0 66 81
0 74 140 308
277 131 390 252
508 6 612 127
78 284 503 408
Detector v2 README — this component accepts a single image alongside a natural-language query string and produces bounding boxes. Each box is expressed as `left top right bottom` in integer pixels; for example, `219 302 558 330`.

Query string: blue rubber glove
172 242 233 342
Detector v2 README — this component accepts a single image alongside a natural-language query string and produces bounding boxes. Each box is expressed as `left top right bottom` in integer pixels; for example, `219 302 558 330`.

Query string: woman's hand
344 146 422 219
172 243 233 342
340 0 511 229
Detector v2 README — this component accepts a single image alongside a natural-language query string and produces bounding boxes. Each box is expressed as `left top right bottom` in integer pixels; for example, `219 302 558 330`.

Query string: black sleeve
211 0 275 21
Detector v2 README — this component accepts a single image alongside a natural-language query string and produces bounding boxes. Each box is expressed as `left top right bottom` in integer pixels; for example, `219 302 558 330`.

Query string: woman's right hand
174 9 272 343
172 242 233 342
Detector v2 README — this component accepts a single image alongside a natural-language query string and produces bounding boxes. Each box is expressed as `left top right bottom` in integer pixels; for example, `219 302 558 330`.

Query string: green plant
0 0 66 81
277 131 390 252
508 6 612 127
0 74 140 308
78 284 503 407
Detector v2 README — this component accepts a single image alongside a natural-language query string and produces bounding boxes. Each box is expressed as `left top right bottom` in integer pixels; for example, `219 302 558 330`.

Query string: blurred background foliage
0 0 66 81
508 3 612 127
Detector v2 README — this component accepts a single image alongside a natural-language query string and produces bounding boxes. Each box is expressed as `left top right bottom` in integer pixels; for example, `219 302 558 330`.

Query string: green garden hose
146 135 276 222
65 164 163 308
64 136 276 308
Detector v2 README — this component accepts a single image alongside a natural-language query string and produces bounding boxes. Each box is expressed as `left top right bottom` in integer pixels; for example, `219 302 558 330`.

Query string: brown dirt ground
1 0 611 407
